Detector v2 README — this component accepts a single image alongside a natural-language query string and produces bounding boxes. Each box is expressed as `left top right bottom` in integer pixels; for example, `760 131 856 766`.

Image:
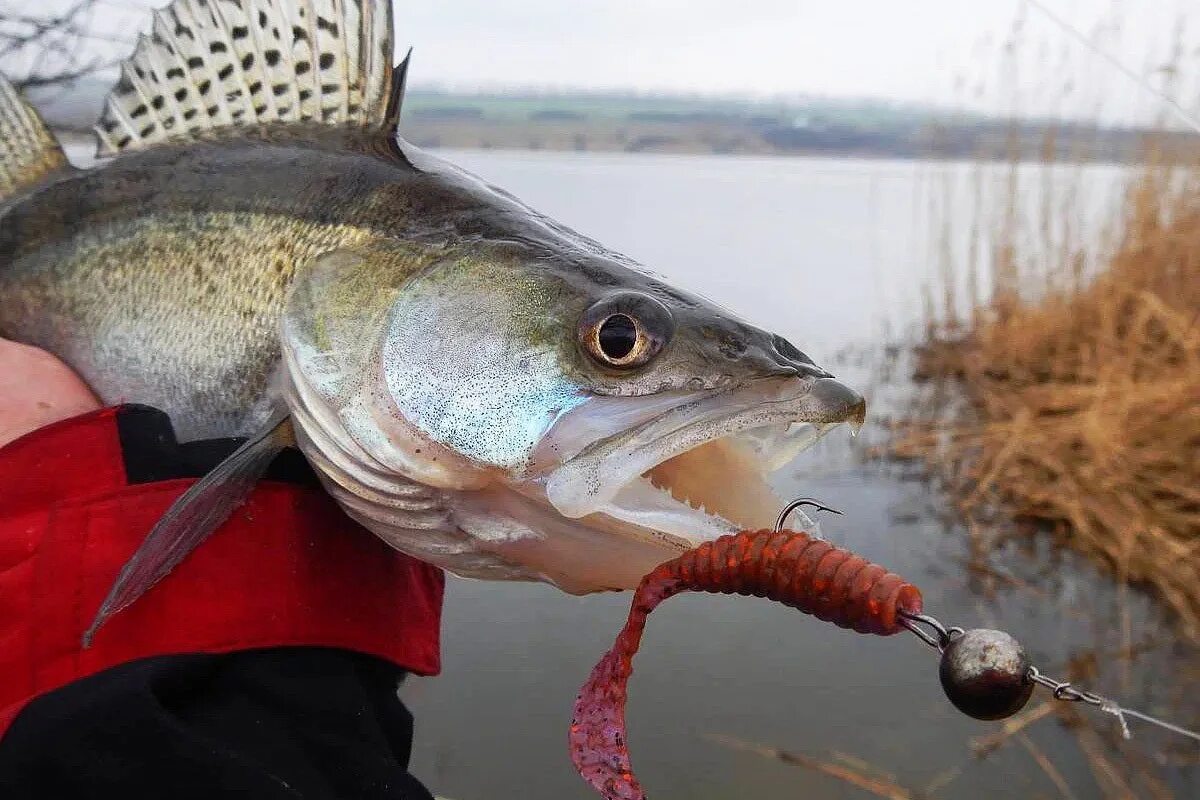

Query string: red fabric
0 407 443 737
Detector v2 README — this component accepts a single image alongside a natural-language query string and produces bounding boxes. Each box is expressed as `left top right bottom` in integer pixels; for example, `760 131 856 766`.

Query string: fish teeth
638 473 719 519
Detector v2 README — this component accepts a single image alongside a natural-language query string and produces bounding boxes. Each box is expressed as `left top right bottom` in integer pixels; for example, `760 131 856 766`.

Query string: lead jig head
938 628 1035 721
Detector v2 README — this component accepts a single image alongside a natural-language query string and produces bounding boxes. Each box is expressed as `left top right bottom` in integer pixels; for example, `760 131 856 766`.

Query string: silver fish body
2 130 523 440
0 0 867 595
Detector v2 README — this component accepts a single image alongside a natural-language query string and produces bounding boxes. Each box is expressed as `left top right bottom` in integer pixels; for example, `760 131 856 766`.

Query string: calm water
392 150 1195 799
59 141 1197 797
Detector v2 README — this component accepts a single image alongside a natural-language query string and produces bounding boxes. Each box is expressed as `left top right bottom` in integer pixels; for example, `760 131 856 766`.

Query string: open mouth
540 376 866 547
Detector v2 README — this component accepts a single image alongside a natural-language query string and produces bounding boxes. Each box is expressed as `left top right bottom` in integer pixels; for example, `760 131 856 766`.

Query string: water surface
399 149 1195 799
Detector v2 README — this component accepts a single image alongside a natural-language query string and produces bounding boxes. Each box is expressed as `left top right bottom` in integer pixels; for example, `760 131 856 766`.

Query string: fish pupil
598 314 638 360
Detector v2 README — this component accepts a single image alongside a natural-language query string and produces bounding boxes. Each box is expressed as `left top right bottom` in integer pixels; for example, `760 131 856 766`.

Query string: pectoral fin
83 409 294 647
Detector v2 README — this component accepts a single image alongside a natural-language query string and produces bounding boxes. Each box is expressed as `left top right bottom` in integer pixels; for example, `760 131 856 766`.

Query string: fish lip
541 375 865 522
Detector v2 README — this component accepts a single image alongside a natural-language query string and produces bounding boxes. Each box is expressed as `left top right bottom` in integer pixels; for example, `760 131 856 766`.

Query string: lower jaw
479 439 795 590
451 485 703 593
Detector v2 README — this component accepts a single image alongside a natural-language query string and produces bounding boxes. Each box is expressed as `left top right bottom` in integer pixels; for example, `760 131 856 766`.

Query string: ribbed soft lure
569 528 923 800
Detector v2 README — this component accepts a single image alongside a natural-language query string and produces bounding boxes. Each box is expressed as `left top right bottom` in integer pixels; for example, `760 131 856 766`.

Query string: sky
396 0 1199 126
5 0 1199 127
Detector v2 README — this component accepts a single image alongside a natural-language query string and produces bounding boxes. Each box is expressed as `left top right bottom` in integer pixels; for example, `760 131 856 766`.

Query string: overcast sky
8 0 1200 127
397 0 1198 125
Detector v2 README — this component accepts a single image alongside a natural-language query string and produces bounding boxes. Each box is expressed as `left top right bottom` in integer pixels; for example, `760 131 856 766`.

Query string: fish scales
0 131 553 439
1 0 868 613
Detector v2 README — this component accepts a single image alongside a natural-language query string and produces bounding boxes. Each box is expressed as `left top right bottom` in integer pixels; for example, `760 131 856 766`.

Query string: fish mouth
533 376 866 549
284 319 865 593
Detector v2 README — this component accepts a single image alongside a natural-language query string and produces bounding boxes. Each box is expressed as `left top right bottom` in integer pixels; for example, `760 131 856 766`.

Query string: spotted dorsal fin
94 0 401 155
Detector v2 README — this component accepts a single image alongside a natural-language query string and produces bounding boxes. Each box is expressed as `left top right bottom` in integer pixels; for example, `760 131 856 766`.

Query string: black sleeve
0 647 435 800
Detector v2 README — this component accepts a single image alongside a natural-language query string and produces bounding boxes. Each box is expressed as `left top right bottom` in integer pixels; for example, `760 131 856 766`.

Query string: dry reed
890 157 1200 638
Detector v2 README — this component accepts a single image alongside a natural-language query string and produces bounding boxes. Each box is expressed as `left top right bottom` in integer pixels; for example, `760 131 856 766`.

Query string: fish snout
808 377 867 426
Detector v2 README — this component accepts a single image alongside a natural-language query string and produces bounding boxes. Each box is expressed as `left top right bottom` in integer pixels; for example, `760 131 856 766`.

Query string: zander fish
0 0 865 637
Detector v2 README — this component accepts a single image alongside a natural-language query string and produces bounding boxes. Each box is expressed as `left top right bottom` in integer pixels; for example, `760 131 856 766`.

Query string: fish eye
598 314 638 360
579 292 674 370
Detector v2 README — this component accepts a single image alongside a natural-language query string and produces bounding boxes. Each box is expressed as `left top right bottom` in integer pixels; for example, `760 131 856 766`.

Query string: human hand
0 338 101 448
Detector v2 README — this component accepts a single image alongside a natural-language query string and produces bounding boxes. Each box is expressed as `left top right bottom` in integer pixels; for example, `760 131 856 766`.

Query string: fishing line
776 496 1200 745
1023 0 1200 135
901 611 1200 744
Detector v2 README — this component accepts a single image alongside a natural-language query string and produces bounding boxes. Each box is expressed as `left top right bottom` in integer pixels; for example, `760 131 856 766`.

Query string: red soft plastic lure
569 528 924 800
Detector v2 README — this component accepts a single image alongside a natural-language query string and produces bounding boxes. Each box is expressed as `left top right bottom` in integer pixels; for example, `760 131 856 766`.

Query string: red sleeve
0 406 443 738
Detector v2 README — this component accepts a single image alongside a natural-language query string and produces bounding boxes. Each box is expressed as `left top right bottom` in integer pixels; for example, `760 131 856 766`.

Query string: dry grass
704 733 916 800
890 157 1200 638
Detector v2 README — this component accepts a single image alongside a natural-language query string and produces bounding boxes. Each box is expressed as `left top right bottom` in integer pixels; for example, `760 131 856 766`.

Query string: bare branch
15 56 119 90
0 0 127 91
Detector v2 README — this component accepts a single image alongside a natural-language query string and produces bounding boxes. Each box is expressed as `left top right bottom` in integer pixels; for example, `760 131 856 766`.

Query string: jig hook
774 496 844 532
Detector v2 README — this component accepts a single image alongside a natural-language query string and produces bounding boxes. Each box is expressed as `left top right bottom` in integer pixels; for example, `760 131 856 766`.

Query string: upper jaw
531 376 865 545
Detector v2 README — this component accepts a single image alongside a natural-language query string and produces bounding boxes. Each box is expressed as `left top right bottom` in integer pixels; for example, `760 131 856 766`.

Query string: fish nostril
772 334 815 366
771 334 831 378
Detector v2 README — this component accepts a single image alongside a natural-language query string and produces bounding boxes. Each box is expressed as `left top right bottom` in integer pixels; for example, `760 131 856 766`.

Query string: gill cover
282 245 596 480
281 246 563 583
281 247 487 491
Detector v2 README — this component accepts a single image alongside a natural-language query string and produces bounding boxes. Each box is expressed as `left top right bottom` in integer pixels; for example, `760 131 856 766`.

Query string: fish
0 0 865 635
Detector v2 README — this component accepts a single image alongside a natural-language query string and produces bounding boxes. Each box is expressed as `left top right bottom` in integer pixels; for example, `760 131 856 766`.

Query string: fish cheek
281 246 490 490
379 258 590 474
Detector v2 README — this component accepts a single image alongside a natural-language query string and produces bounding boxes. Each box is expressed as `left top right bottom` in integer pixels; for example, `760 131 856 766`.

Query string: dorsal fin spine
94 101 122 153
363 0 392 126
294 0 321 120
168 1 234 128
5 89 34 153
146 15 191 132
382 47 410 131
313 0 343 120
104 68 144 144
333 0 353 120
242 1 282 119
209 0 258 124
121 58 161 139
301 0 323 121
138 34 182 133
312 0 346 122
257 0 303 118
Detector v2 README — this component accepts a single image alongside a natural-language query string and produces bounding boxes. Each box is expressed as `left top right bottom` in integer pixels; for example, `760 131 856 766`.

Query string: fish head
282 237 865 593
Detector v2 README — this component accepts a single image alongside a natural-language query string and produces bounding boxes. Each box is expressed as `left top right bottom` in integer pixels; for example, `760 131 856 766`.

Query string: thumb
0 338 101 448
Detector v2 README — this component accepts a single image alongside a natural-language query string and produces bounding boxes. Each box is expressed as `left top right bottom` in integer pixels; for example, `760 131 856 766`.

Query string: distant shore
38 83 1200 164
398 116 1199 164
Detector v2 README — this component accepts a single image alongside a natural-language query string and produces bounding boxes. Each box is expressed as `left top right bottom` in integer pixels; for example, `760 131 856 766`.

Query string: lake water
57 140 1197 797
392 149 1195 799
